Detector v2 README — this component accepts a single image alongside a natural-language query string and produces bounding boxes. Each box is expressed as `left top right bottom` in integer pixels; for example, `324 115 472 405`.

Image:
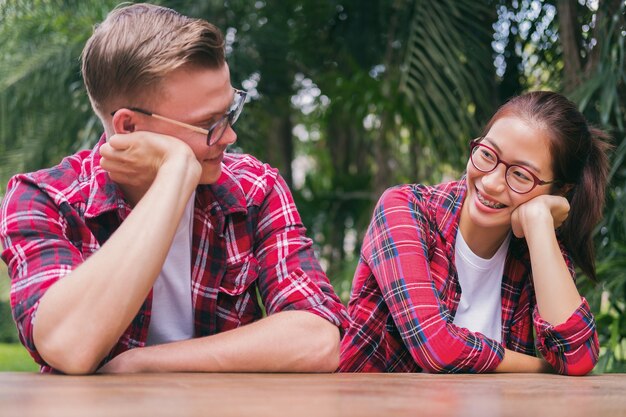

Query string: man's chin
199 167 222 185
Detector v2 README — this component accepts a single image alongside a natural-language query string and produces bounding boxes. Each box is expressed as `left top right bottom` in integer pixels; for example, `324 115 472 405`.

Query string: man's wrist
157 152 201 186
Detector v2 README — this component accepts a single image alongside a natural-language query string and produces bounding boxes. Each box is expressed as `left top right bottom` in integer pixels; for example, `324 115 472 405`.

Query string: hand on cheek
100 131 200 188
511 195 570 238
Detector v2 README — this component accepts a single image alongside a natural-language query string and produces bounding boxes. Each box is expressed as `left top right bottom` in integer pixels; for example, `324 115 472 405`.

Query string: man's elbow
36 335 103 375
303 319 341 372
314 332 341 372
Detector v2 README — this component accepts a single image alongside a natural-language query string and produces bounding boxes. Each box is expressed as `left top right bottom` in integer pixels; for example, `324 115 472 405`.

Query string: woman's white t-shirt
451 229 511 343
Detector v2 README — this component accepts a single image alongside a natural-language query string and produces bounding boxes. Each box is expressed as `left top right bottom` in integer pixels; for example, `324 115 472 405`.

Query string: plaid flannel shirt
338 179 599 375
1 136 349 373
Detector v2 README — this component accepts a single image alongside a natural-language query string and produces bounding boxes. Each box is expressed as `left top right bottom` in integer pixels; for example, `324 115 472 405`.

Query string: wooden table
1 372 625 417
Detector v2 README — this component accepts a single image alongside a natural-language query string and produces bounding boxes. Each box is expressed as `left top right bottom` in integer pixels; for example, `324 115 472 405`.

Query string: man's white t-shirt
451 229 511 343
146 193 196 346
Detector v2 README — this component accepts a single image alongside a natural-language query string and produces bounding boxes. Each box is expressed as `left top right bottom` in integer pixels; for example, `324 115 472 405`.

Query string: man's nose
215 125 237 146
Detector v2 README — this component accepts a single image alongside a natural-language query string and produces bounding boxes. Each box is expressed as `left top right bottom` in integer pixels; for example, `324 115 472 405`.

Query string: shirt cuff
264 267 350 335
533 297 596 353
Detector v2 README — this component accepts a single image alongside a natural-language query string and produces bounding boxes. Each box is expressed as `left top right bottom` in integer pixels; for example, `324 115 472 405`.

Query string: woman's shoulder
379 179 465 209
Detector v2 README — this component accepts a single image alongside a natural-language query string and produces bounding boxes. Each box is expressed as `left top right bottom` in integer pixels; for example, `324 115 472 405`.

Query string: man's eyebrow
197 89 236 122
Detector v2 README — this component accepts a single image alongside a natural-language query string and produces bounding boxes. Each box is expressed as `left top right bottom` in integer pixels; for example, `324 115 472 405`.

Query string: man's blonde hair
81 3 225 117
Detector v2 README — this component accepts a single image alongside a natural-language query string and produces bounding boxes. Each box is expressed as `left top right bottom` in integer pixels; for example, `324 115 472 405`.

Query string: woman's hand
511 194 570 238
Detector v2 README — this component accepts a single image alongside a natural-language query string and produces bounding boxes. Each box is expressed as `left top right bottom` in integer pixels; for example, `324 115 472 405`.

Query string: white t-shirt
451 229 511 343
146 193 196 346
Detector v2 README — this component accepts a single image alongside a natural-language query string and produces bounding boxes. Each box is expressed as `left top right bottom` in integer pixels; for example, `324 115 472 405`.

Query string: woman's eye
511 169 531 182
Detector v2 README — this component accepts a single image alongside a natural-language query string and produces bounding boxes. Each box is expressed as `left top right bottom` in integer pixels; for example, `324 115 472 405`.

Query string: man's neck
117 183 149 208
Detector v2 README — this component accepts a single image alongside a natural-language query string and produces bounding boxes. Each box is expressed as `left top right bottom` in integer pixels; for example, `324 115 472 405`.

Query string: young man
0 3 348 374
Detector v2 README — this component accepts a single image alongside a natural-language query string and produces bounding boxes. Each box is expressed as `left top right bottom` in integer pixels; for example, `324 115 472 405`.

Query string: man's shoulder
4 148 100 207
377 179 465 242
222 152 276 176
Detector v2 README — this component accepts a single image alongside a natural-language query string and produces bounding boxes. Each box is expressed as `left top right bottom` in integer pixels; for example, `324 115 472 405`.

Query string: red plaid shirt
338 180 599 375
1 137 349 373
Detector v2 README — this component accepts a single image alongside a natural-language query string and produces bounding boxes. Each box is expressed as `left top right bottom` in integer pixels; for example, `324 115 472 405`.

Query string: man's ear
111 108 138 134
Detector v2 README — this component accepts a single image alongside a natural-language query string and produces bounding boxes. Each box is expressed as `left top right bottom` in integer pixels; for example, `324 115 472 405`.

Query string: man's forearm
99 311 341 373
33 156 200 374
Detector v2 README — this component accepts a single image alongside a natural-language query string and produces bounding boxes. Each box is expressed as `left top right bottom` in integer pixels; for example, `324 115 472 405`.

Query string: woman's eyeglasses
469 138 557 194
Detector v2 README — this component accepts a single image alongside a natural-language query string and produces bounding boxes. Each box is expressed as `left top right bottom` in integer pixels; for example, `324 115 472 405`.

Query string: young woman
339 91 611 375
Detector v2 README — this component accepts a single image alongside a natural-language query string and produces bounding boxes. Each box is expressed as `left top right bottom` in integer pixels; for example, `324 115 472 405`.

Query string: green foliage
0 0 624 373
0 300 19 344
401 0 496 165
0 0 121 193
573 0 626 373
0 264 19 343
0 343 39 372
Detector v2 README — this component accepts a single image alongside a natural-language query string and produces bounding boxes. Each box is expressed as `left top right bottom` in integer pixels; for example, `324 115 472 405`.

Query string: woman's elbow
560 360 597 376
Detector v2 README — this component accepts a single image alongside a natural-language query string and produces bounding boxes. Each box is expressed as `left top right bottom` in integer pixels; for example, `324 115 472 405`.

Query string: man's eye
199 119 217 129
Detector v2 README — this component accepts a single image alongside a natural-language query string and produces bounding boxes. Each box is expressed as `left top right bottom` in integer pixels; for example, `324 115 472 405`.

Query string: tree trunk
585 0 623 77
373 0 404 196
557 0 583 92
268 102 294 189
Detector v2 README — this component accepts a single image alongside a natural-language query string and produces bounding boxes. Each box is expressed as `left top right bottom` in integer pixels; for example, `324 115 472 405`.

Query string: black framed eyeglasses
469 138 558 194
110 89 247 146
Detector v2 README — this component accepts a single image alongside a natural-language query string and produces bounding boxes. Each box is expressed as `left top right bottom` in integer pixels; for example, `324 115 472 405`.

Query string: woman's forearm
494 349 552 373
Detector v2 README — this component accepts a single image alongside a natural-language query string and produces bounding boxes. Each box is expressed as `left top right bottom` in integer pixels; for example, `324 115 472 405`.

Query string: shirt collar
199 155 248 216
84 134 129 218
435 177 467 243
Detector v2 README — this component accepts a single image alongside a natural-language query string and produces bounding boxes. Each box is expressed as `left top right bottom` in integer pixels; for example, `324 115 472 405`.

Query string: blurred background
0 0 624 372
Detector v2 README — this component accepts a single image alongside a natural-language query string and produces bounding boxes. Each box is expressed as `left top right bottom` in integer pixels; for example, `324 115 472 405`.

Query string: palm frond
400 0 495 166
0 1 119 193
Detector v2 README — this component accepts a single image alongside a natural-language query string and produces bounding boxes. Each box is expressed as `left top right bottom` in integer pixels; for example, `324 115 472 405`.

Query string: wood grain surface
1 372 625 417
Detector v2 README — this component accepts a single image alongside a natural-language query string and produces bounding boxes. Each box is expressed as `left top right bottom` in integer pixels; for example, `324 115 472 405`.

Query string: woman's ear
111 108 138 134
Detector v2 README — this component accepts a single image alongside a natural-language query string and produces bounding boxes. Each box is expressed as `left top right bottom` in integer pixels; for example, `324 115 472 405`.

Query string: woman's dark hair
481 91 612 281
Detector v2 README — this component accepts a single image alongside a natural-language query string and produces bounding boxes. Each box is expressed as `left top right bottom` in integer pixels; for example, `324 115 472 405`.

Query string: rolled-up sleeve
534 297 599 375
254 173 349 334
1 178 83 366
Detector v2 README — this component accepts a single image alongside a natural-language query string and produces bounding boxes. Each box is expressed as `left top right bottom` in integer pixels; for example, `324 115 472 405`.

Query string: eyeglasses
469 138 557 194
110 89 247 146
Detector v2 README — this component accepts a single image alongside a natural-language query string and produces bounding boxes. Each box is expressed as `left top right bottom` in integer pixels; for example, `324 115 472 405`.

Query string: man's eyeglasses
110 89 247 146
469 138 558 194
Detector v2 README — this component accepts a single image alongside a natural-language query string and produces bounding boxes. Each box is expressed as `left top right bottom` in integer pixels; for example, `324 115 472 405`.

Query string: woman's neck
459 208 511 259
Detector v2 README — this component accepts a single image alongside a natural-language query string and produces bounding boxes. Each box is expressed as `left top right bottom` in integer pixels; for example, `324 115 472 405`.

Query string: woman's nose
481 163 508 193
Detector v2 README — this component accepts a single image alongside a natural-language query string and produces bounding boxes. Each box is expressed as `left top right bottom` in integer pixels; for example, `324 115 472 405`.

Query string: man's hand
511 194 570 238
100 131 201 190
98 349 142 374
